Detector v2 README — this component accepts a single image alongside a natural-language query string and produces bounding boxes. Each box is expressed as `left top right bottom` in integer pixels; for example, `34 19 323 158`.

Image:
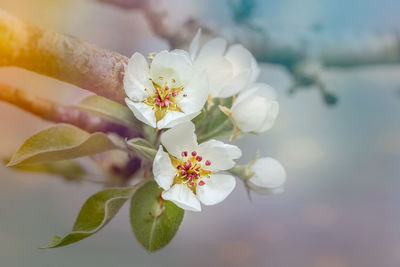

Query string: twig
97 0 400 68
0 83 143 138
98 0 213 49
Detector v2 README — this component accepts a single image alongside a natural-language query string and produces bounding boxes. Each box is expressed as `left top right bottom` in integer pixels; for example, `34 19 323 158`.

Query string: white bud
247 157 286 195
230 83 279 133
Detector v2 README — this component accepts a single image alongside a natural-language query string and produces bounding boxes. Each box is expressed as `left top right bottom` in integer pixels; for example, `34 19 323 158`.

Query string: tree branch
0 83 143 138
98 0 212 49
0 9 127 104
97 0 400 68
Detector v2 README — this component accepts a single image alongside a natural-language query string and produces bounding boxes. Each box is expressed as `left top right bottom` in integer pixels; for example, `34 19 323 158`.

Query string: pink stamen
205 160 211 166
182 151 188 157
192 151 197 156
196 156 202 162
172 91 178 97
165 86 169 90
190 182 195 186
184 160 191 169
198 180 205 186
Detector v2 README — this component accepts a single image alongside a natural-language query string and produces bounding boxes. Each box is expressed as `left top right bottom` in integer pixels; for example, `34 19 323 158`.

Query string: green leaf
127 138 157 160
130 181 184 252
42 187 136 248
74 95 137 126
7 124 122 166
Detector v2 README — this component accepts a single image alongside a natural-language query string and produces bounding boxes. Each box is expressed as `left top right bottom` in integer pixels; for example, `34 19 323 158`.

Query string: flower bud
247 157 286 195
230 83 279 133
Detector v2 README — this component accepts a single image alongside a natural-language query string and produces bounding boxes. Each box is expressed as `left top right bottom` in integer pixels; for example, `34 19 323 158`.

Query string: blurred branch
0 83 143 138
98 0 214 49
0 9 127 104
97 0 400 106
227 0 257 24
96 0 400 68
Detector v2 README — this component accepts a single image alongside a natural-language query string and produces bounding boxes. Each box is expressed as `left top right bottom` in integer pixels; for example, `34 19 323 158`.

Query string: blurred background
0 0 400 266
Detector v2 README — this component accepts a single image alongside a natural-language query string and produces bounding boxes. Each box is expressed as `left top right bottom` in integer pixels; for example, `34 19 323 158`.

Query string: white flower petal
217 71 249 98
249 56 261 85
197 140 241 171
153 146 176 190
123 52 153 101
178 71 208 114
189 28 201 60
231 95 270 132
231 87 257 108
197 38 227 59
125 98 156 128
247 185 285 195
170 49 191 59
232 84 276 108
196 174 236 206
157 110 200 129
194 57 232 97
223 44 260 95
255 83 278 100
162 184 201 212
249 157 286 189
257 101 279 132
160 121 198 158
225 44 257 80
150 50 193 88
231 83 279 133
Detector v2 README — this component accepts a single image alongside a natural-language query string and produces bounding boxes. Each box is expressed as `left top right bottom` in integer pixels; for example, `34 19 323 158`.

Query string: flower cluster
124 30 286 211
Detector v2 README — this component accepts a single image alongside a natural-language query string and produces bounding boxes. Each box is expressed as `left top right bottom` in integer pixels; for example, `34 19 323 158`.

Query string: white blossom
153 121 242 211
230 83 279 133
189 30 260 98
247 157 286 195
123 50 208 129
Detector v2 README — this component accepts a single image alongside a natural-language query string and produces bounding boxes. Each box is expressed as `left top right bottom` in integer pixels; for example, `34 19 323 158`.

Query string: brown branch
0 83 143 138
0 9 127 104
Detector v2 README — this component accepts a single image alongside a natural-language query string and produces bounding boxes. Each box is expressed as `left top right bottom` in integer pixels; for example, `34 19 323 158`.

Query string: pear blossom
230 83 279 134
153 121 241 211
123 50 208 129
246 157 286 195
189 30 260 98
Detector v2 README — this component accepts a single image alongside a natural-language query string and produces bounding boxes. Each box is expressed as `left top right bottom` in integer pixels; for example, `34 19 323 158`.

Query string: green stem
228 165 253 181
197 119 232 143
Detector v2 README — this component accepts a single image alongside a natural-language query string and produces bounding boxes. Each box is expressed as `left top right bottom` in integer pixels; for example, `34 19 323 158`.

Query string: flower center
169 150 212 193
144 77 184 122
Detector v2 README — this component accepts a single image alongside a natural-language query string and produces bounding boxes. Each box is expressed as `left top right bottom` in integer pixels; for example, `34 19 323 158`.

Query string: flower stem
197 119 232 143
